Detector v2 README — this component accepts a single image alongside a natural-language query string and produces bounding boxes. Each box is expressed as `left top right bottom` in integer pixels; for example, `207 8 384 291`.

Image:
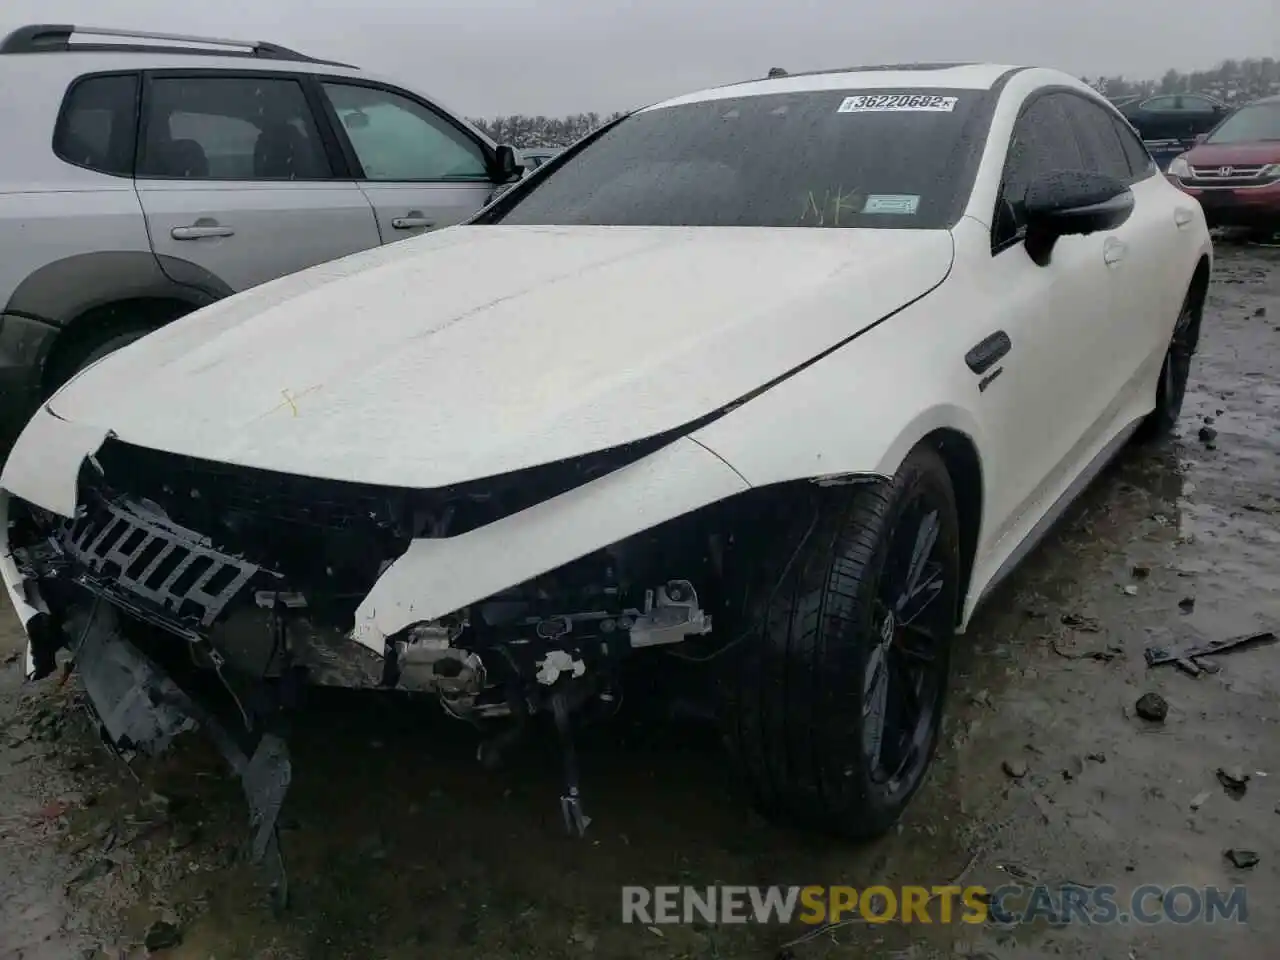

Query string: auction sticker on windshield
863 195 920 215
837 94 958 113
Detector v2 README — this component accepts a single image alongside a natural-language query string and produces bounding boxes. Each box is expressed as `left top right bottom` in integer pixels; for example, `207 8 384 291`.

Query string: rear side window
139 76 332 180
1061 95 1132 182
54 73 139 176
1110 115 1156 180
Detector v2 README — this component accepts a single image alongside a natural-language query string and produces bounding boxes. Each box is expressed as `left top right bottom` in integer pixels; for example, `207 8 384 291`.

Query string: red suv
1166 95 1280 234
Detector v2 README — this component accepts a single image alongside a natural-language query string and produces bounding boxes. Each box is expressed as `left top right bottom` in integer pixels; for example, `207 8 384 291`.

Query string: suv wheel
45 327 153 397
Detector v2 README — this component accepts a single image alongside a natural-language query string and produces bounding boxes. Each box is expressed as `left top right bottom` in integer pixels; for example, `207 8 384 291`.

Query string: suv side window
1061 95 1132 182
1109 114 1157 181
54 73 140 176
992 94 1084 250
321 82 488 182
139 76 332 180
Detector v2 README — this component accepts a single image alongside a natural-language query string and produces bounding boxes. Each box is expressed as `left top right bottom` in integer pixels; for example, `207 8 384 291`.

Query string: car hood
1183 142 1280 166
49 225 953 489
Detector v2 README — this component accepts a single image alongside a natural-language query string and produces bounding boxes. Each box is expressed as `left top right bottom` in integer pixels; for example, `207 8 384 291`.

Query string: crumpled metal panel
73 608 293 907
75 608 198 755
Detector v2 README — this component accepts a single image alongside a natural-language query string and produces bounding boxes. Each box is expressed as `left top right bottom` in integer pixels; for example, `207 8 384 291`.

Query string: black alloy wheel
719 443 961 839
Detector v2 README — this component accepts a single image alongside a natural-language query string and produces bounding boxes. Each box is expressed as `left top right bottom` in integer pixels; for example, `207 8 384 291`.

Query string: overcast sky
2 0 1276 116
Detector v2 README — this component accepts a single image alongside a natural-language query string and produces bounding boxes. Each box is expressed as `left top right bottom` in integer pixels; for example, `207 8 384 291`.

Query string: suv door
978 93 1117 548
137 72 383 292
317 81 496 242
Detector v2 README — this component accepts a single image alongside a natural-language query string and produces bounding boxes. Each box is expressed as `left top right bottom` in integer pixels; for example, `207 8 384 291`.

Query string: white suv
0 24 521 441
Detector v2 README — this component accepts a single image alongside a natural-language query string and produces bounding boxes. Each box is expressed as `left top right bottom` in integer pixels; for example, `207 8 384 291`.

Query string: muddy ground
2 239 1278 960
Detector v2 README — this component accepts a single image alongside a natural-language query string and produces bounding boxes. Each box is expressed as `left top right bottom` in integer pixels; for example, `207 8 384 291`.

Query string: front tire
718 445 961 839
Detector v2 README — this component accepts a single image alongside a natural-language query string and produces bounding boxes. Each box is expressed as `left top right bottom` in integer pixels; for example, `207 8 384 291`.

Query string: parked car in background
1166 95 1280 234
0 24 522 443
0 63 1210 896
1118 92 1229 143
519 147 564 169
1143 138 1197 172
1107 94 1143 110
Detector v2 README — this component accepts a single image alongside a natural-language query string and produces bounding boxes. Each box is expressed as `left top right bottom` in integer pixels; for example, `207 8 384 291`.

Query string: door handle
171 218 234 240
965 330 1012 374
1174 207 1195 229
392 211 435 230
1103 237 1128 266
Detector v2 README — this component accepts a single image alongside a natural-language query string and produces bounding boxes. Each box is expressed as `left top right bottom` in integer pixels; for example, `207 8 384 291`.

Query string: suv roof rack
0 24 357 68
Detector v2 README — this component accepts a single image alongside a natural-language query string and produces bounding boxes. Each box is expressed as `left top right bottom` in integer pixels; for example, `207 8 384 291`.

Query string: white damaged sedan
1 63 1210 891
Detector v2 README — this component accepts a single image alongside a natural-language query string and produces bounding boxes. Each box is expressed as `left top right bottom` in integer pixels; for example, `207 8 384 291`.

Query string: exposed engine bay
5 436 817 904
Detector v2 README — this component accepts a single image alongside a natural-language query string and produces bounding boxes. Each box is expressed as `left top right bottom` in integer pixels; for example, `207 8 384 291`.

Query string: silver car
0 23 521 438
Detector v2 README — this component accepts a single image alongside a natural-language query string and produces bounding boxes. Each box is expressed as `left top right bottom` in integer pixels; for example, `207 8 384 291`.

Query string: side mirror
491 144 524 183
1194 132 1209 143
1023 170 1134 265
487 182 516 203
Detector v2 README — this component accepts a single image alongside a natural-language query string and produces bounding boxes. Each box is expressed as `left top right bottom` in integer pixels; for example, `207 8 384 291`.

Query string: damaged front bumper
1 404 745 677
1 481 295 901
0 406 750 892
66 601 294 906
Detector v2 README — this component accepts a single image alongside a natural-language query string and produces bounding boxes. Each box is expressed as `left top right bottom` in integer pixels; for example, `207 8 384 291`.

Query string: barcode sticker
837 94 958 113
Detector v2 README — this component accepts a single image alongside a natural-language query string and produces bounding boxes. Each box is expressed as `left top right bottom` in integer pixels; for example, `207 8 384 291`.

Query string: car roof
643 62 1024 112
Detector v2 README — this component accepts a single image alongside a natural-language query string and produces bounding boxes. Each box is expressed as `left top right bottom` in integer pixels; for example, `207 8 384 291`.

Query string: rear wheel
1138 287 1202 441
718 445 960 839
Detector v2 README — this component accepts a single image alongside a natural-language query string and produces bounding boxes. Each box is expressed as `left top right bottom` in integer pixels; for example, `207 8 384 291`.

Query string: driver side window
321 82 488 182
992 95 1084 251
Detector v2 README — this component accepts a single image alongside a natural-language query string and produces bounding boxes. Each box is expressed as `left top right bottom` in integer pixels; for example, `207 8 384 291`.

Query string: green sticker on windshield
862 194 920 215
